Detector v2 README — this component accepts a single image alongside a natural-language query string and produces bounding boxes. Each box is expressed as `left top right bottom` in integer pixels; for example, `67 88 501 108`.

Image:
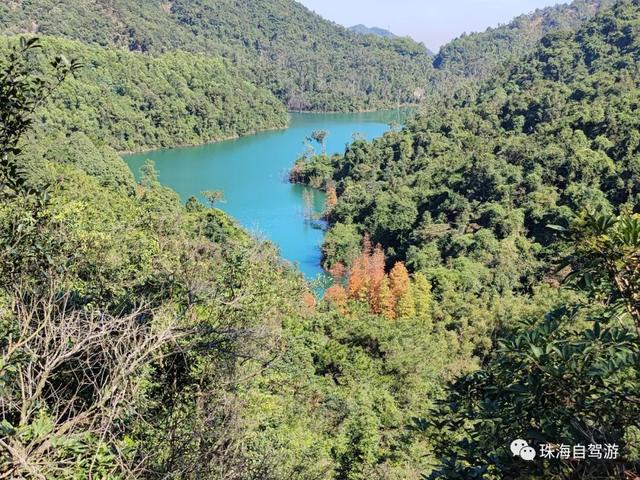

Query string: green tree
396 283 417 319
203 190 225 208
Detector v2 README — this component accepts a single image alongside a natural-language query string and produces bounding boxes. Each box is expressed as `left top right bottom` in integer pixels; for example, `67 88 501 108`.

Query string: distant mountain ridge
349 24 397 38
433 0 616 78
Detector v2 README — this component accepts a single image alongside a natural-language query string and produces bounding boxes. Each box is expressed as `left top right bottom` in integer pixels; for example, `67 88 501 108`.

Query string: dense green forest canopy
0 0 434 111
0 37 478 480
0 35 288 157
348 25 398 40
1 0 622 120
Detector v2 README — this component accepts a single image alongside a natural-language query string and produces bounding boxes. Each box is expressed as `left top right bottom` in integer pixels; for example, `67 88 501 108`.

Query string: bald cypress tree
376 276 396 320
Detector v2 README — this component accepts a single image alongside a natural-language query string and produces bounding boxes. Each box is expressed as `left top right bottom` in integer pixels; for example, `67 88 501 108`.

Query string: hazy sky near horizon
298 0 572 50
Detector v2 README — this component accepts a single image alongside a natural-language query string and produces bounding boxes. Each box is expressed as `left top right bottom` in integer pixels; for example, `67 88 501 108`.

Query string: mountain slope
0 37 476 480
433 0 616 78
0 0 433 111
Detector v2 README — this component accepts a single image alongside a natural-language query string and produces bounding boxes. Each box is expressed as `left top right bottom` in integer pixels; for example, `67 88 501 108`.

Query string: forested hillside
0 0 433 111
293 1 640 477
433 0 616 79
296 0 639 280
0 35 288 157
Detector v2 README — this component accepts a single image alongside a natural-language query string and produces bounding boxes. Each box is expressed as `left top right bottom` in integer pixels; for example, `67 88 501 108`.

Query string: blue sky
299 0 571 50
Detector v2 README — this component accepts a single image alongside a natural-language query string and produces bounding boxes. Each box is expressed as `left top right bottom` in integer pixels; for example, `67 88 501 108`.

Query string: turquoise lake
124 111 406 279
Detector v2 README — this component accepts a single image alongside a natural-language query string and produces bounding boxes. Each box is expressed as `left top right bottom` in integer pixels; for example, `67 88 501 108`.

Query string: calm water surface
124 111 407 279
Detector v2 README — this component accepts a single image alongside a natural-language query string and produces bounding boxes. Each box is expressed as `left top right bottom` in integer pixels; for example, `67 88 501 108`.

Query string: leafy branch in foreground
559 212 640 330
0 37 81 199
0 37 174 479
0 39 308 478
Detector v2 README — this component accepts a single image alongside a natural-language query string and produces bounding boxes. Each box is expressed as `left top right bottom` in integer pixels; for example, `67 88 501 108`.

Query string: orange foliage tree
347 254 368 301
366 244 386 309
374 277 396 319
340 237 426 320
302 291 317 310
347 235 370 300
328 262 346 280
325 284 348 313
389 262 410 299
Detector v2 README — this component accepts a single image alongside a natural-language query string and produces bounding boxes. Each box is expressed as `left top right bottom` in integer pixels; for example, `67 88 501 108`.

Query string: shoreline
287 105 417 115
117 124 289 156
119 106 416 156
